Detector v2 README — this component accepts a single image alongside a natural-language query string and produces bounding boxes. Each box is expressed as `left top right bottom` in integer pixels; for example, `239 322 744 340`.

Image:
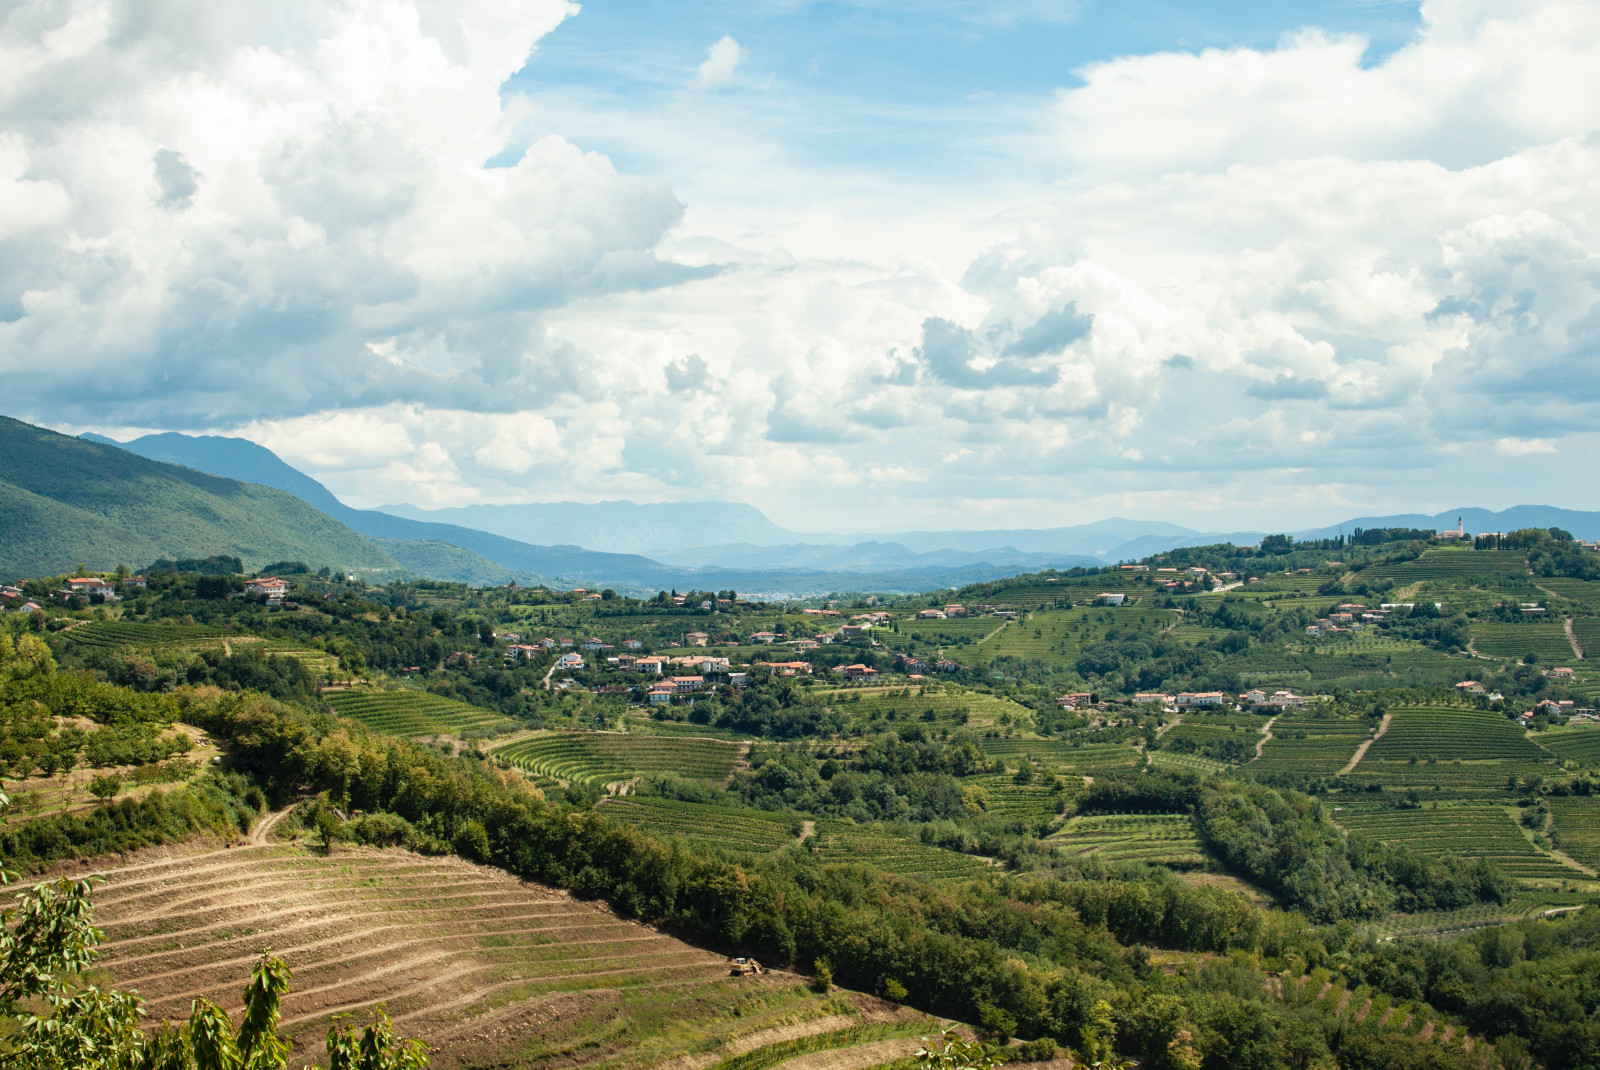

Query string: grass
323 688 513 737
494 732 743 787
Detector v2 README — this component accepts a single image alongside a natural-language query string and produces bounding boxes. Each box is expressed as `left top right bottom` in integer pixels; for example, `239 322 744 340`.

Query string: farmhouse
763 661 813 676
682 631 710 647
622 639 644 650
1097 593 1125 606
917 609 947 619
632 656 665 674
835 663 878 680
897 655 927 673
556 652 584 669
583 638 605 651
749 631 778 643
121 575 147 589
837 624 868 638
935 660 961 672
670 675 705 693
1176 691 1225 708
245 577 289 598
1548 666 1576 678
1133 692 1173 707
944 604 967 616
648 687 674 706
1056 692 1093 708
66 576 119 600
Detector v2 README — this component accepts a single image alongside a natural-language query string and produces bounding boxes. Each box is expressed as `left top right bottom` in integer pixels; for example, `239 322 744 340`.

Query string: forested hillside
0 417 395 578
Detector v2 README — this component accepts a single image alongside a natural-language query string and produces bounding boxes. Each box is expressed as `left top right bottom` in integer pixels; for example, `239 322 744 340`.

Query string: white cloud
8 0 1600 531
692 36 743 90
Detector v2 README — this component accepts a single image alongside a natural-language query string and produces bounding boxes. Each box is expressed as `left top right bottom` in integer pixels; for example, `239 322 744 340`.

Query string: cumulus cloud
17 0 1600 529
692 36 743 90
0 0 681 427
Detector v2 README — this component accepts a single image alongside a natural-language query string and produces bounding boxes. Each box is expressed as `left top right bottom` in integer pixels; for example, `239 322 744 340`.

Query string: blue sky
5 0 1600 532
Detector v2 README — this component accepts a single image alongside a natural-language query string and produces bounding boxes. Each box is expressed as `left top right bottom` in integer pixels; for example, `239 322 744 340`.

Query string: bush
1014 1038 1058 1062
811 959 832 993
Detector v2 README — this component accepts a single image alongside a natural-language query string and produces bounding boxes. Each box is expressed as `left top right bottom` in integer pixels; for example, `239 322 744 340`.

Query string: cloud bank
4 0 1599 531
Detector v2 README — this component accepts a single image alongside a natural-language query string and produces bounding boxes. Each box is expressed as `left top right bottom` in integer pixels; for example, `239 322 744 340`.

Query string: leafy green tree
88 775 122 805
913 1029 1003 1070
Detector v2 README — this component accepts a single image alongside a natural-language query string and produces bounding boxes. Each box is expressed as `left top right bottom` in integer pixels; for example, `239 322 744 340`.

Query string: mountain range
10 420 1590 594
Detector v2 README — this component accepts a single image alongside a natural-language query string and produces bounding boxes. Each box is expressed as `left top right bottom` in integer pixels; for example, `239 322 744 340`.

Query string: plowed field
78 838 911 1069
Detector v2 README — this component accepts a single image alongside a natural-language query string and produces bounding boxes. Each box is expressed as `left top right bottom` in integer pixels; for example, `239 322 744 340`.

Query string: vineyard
962 773 1069 825
596 797 800 853
1367 549 1529 585
809 821 993 880
1470 621 1578 663
1332 804 1580 882
1548 796 1600 869
1535 727 1600 766
819 687 1035 732
981 737 1143 776
1049 813 1208 868
323 689 513 737
85 840 906 1070
1364 706 1551 763
66 620 227 648
1251 713 1370 776
493 732 743 787
1571 615 1600 656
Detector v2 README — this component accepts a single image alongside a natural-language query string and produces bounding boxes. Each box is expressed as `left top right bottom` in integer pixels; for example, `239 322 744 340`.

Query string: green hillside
0 416 396 579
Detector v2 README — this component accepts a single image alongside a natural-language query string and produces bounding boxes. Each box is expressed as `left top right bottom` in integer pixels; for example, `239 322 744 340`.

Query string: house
622 639 644 650
897 656 927 674
1056 692 1093 708
1185 567 1208 577
1549 666 1576 679
66 576 118 600
633 656 665 674
1176 691 1225 708
700 600 713 610
1305 626 1323 638
1097 593 1126 606
835 663 877 680
616 655 637 670
1120 564 1149 572
1133 693 1173 707
1247 690 1307 711
935 660 961 673
749 631 778 643
648 687 674 706
558 638 575 648
121 575 147 589
1521 604 1547 615
556 652 584 669
917 609 947 619
1243 689 1268 705
444 651 477 667
670 675 706 693
507 644 539 660
583 638 605 651
837 624 868 638
245 577 289 598
944 604 966 616
682 632 710 647
20 602 42 613
802 608 843 617
815 633 834 645
792 639 818 651
763 661 813 676
728 672 749 687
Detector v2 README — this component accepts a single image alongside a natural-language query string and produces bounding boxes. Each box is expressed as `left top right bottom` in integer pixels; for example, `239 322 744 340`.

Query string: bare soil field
75 839 918 1069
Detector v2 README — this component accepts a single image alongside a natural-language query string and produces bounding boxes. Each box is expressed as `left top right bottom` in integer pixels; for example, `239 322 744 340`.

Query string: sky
3 0 1599 534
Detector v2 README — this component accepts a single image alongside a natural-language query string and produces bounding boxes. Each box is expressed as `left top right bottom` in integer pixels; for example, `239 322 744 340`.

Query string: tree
913 1029 1004 1070
0 792 430 1069
88 775 122 805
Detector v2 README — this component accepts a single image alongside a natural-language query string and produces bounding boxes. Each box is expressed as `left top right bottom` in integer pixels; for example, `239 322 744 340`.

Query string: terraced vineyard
1364 706 1550 763
809 821 993 880
596 797 800 853
494 732 743 786
66 620 227 648
818 688 1035 731
324 689 513 737
1536 727 1600 766
1333 804 1579 882
1471 621 1578 663
1571 615 1600 657
962 773 1069 825
1252 713 1371 775
85 841 913 1070
981 737 1143 775
1368 549 1529 585
1049 813 1208 868
1548 796 1600 869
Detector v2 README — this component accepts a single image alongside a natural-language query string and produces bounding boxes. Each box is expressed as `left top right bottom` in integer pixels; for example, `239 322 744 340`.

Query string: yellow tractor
727 957 763 977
